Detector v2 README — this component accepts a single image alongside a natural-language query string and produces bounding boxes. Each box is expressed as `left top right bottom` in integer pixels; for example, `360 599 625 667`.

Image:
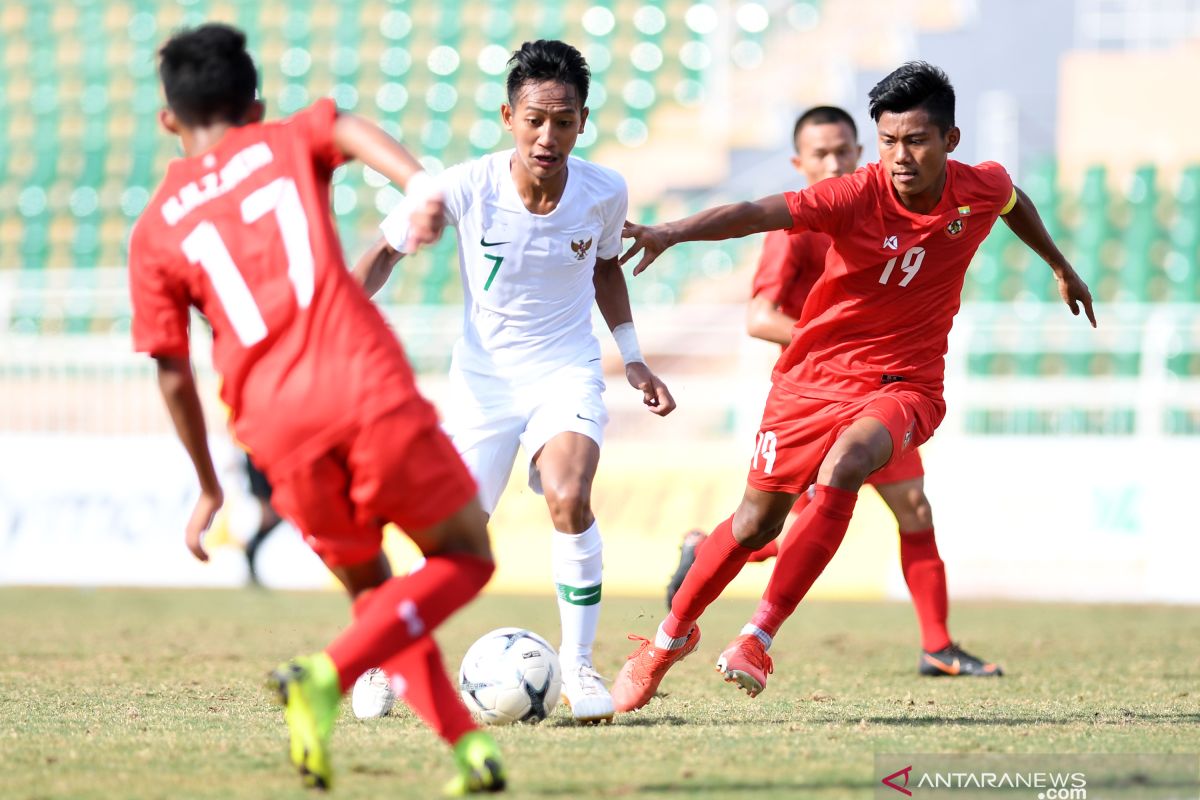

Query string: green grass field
3 588 1199 799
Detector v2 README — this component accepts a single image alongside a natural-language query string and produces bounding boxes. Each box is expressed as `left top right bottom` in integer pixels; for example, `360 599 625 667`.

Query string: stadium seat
0 0 1196 345
1118 165 1158 303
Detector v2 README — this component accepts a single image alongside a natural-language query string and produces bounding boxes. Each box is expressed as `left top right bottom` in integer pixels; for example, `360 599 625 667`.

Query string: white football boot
351 667 396 719
560 662 614 724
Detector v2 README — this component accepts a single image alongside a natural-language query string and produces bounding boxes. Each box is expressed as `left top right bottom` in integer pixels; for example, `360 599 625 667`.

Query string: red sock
747 540 779 563
899 529 951 652
382 637 477 744
326 553 494 692
663 515 755 637
751 485 856 638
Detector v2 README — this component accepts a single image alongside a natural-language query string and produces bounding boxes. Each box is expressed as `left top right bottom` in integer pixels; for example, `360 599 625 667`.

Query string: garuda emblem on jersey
570 237 593 261
944 218 965 237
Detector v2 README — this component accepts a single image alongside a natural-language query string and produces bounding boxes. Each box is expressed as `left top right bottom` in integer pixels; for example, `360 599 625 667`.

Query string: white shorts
443 363 608 514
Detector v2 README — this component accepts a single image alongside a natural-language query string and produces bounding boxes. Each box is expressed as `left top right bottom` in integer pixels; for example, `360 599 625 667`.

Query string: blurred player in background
242 454 282 586
666 105 1002 678
613 62 1095 712
354 39 675 725
129 24 505 794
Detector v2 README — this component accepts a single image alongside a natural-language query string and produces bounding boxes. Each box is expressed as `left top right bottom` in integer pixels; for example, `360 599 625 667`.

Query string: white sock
741 623 773 650
655 619 693 651
553 520 603 669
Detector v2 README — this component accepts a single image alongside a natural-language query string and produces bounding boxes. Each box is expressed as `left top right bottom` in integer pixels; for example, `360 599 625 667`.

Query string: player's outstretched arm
593 257 676 417
155 356 223 562
1002 186 1097 327
352 236 407 299
332 114 446 252
620 194 794 276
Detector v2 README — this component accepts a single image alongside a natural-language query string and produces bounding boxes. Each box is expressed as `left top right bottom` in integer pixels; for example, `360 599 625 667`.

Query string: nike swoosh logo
575 413 596 423
480 236 510 247
923 654 961 675
567 588 601 602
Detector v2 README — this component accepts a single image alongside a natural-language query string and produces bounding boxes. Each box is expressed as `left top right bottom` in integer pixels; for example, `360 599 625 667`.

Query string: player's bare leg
535 432 613 723
613 486 796 712
722 418 892 697
875 478 1003 677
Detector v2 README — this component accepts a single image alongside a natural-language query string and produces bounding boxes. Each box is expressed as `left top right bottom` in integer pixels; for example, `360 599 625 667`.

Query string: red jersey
751 228 831 322
129 99 421 470
776 159 1015 402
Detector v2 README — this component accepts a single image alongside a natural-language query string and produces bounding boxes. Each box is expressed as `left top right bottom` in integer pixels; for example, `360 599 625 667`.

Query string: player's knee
821 444 876 489
908 491 933 529
544 481 593 532
731 507 784 550
419 498 495 560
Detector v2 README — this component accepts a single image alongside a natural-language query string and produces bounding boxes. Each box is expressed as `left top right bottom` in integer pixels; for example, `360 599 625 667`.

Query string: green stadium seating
0 0 1197 377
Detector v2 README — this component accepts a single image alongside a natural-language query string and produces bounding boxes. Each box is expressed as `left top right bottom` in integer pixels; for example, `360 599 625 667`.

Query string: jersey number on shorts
180 177 314 347
878 246 925 288
752 430 778 475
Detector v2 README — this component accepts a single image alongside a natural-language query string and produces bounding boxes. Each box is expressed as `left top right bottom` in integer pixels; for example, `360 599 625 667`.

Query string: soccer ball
458 627 562 725
351 667 396 720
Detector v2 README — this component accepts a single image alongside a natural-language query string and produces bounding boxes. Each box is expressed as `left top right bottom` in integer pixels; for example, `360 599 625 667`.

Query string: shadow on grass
859 711 1200 726
613 714 691 728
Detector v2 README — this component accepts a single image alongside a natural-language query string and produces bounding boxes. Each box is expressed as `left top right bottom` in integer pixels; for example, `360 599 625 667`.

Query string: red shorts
747 384 943 495
266 398 478 568
866 447 924 485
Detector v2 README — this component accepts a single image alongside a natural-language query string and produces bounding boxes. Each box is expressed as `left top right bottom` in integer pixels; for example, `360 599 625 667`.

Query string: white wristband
379 171 440 254
613 322 644 365
404 170 439 203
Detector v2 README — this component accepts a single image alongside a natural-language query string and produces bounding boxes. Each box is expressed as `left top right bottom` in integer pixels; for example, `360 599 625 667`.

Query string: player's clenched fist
625 362 676 417
407 194 447 252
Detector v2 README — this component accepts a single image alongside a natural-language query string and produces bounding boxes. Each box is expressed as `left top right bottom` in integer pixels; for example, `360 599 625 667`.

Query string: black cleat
666 530 707 609
919 643 1003 677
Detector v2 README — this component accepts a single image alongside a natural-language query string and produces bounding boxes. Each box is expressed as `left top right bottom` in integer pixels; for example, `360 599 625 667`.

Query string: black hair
159 23 258 127
506 40 590 108
792 105 858 152
868 61 955 133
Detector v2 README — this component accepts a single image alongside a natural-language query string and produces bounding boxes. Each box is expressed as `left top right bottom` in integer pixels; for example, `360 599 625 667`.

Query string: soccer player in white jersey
352 40 675 724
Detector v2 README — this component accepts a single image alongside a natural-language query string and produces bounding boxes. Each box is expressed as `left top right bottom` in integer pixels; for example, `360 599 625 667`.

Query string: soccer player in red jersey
128 24 505 794
612 62 1095 711
666 105 1002 677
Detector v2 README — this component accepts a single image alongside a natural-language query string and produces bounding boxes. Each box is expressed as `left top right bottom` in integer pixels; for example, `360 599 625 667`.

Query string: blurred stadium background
2 0 1199 604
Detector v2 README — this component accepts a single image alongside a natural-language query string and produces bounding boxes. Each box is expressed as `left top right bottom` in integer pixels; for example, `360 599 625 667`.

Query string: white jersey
381 150 628 381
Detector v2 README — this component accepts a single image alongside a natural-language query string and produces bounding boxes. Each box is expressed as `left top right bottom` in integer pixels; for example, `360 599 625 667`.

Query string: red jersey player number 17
131 99 425 473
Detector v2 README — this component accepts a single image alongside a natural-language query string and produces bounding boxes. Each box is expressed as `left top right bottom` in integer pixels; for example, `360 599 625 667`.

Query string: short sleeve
286 98 348 173
974 161 1017 214
783 172 863 236
596 173 628 260
436 162 472 227
129 223 190 358
379 166 464 251
751 230 795 303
